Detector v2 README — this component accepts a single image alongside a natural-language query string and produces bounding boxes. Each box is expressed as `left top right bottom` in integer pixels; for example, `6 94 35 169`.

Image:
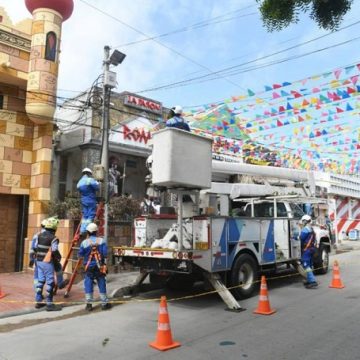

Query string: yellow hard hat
45 217 59 230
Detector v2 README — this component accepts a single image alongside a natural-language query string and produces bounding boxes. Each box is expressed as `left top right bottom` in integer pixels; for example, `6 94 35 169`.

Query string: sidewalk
0 270 141 320
334 239 360 253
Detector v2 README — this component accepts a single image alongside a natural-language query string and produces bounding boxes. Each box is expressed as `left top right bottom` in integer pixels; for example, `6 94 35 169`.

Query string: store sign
124 94 162 114
122 124 151 144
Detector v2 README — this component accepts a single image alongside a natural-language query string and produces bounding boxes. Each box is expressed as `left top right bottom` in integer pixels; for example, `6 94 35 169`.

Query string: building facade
0 1 73 272
55 90 169 200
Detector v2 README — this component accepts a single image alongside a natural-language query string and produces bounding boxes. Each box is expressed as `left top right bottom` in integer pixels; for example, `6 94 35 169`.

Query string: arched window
45 31 57 61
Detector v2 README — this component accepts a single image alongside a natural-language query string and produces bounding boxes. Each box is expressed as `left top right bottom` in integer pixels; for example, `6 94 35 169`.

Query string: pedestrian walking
77 167 100 235
299 214 318 289
78 222 111 311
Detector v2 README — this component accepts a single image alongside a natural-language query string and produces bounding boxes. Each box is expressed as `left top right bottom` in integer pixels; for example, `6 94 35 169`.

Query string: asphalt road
1 250 360 360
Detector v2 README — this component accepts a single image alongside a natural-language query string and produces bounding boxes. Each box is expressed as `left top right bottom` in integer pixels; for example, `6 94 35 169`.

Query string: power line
79 0 245 91
115 8 257 48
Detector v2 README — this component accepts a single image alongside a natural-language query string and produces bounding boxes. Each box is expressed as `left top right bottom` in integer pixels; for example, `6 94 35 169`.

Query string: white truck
113 128 331 310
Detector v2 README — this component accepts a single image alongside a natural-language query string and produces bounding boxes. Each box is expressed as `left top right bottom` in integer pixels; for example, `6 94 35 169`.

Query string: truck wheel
166 274 195 291
314 244 329 275
230 253 258 299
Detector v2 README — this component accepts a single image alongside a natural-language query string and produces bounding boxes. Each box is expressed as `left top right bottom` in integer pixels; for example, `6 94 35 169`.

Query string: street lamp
101 46 126 241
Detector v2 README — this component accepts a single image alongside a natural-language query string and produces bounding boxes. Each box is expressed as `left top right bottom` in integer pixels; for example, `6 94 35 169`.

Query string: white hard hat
86 222 98 233
82 167 92 174
301 214 312 224
171 105 183 115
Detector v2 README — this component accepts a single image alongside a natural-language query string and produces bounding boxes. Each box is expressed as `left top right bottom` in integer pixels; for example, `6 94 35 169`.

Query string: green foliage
48 195 141 221
257 0 353 32
108 196 141 221
47 196 81 220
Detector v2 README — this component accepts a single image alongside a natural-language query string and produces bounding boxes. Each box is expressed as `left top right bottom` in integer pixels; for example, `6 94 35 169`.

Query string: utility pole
101 45 111 241
100 45 126 240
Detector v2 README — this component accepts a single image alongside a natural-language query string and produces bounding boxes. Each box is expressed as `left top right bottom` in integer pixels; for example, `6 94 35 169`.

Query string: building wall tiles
6 122 25 137
30 173 50 188
18 50 30 61
14 136 32 151
0 159 12 173
11 187 29 195
4 147 22 162
9 55 28 73
12 161 31 175
2 173 21 188
22 150 32 163
0 110 17 122
0 120 5 133
20 175 30 188
0 133 15 147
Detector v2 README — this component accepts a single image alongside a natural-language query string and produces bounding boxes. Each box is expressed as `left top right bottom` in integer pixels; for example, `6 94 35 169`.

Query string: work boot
46 304 62 311
58 279 69 290
35 302 46 309
101 303 112 311
305 281 318 289
85 303 93 312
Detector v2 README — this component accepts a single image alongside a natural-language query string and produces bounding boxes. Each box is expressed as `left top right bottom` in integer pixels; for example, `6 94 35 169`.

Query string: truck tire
314 244 329 275
230 253 258 299
166 273 195 291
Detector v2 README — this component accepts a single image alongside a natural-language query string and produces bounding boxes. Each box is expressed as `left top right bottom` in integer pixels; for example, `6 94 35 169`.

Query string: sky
2 0 360 110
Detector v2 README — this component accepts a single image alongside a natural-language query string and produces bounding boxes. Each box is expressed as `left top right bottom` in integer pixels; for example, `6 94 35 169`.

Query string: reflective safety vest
36 231 58 262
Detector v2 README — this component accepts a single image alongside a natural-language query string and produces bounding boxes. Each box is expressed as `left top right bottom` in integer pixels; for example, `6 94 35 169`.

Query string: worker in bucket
78 222 111 311
33 217 63 311
166 105 190 131
30 218 69 295
299 214 318 289
77 167 100 235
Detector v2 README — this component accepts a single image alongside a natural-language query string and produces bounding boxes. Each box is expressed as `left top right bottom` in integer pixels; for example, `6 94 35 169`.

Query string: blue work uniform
30 229 45 290
166 115 190 131
299 224 317 285
34 230 61 305
78 235 109 306
77 175 100 233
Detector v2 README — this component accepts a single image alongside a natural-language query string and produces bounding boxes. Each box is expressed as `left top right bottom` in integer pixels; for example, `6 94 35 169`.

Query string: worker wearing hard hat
299 214 318 289
78 222 111 311
33 217 63 311
77 167 100 234
29 218 69 295
166 105 190 131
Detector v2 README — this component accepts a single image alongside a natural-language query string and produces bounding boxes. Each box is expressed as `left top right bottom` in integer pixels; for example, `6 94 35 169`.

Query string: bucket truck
113 128 331 311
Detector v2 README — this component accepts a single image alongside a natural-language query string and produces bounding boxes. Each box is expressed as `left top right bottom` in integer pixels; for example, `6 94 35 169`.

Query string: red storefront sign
122 124 152 144
124 94 162 114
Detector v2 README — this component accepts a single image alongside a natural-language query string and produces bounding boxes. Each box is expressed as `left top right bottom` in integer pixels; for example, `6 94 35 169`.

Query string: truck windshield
289 203 305 219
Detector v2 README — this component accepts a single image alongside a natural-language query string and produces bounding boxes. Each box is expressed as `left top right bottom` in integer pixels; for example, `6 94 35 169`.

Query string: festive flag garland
186 61 360 175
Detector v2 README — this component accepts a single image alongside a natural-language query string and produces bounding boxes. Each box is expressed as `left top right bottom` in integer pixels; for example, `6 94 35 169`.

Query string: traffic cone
329 260 345 289
149 296 181 351
0 286 6 299
253 276 276 315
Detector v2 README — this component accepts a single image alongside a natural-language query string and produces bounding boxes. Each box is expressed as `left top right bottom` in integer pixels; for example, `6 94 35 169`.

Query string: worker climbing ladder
61 201 105 297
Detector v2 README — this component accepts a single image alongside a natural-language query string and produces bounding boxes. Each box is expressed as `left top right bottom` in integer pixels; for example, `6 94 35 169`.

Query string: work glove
29 259 34 268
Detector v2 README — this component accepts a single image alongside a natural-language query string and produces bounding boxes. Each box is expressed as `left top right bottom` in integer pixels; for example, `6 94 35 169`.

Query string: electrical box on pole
104 70 117 88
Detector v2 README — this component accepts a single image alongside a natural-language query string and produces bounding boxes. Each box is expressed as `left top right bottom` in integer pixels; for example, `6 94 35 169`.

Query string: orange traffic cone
149 296 181 351
0 286 6 299
253 276 276 315
329 260 345 289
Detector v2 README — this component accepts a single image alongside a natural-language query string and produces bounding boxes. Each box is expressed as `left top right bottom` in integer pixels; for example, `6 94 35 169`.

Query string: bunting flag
186 61 360 175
